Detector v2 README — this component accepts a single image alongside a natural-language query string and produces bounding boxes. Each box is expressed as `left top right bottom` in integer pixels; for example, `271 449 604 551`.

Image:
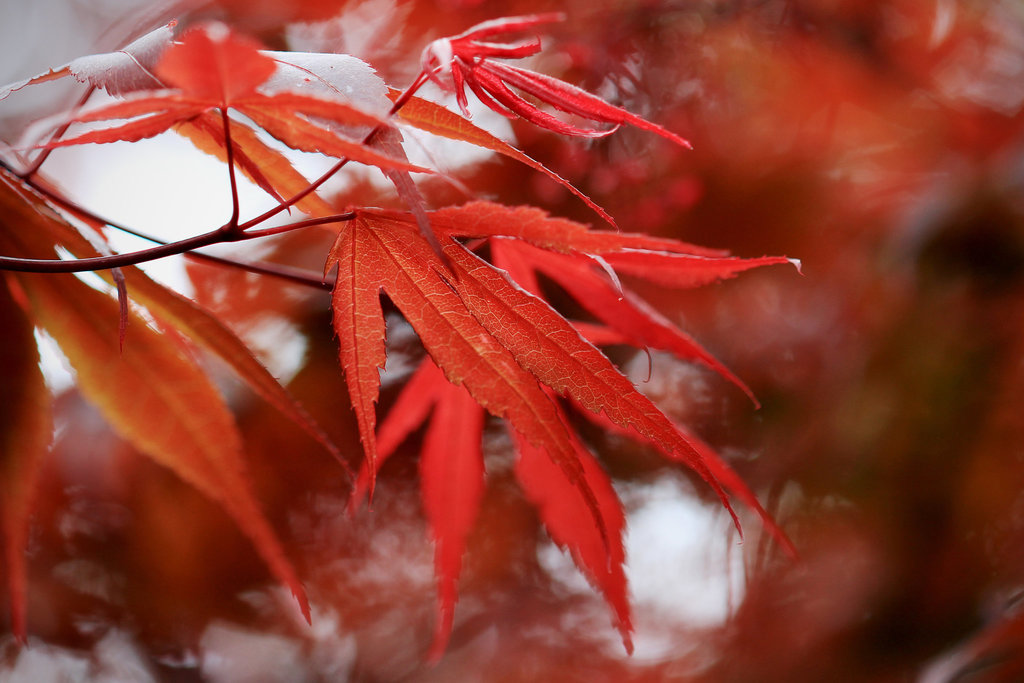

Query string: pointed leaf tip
513 430 633 653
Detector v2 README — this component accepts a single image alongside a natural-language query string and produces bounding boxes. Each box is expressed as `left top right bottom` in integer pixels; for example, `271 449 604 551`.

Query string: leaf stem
241 211 356 239
0 165 346 286
220 107 241 231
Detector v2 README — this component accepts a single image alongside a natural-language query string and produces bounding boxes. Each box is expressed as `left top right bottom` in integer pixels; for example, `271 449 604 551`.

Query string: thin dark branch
188 250 334 290
0 170 342 287
0 228 227 272
0 71 431 281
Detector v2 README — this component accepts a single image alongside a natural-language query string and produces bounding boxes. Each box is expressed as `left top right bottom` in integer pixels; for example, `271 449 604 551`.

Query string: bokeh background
3 0 1024 680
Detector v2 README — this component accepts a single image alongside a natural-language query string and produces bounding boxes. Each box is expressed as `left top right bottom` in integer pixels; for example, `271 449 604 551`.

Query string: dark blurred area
4 0 1024 680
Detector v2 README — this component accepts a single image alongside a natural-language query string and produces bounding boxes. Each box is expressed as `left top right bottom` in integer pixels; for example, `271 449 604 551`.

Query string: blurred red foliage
4 0 1024 680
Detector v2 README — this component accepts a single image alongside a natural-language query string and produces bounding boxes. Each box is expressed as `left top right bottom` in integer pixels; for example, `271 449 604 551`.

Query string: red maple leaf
420 13 691 146
331 201 798 656
0 15 799 658
348 357 632 661
348 358 487 660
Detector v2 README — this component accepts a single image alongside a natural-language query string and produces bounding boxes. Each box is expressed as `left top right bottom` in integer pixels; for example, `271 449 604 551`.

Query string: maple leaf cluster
0 13 797 658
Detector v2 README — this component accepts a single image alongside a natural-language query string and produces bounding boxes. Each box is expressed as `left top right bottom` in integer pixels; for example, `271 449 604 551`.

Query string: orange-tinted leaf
390 92 615 226
0 188 310 620
122 271 348 477
14 172 343 475
512 427 632 653
35 99 204 148
175 114 335 217
238 91 385 131
156 23 276 104
176 114 287 207
16 269 310 621
242 103 430 174
0 278 52 642
40 95 203 125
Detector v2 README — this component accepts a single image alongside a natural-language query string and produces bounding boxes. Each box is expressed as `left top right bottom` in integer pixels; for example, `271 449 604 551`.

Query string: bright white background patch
538 474 744 660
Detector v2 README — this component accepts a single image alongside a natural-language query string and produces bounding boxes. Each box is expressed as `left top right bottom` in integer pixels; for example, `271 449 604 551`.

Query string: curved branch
0 228 227 272
0 71 431 280
0 167 344 288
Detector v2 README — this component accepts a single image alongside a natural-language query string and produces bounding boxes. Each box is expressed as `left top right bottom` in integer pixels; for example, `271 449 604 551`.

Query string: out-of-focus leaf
174 115 333 217
156 22 276 104
347 357 488 660
0 278 52 642
418 362 485 661
14 268 311 622
0 175 310 621
512 426 632 653
239 101 429 174
16 172 345 473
